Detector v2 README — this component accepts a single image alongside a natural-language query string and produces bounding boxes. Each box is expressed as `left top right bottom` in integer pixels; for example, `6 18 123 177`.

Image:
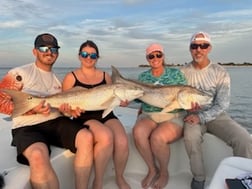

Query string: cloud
0 20 25 28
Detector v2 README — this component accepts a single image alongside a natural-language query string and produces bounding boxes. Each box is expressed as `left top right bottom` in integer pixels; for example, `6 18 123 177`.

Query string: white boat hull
0 107 233 189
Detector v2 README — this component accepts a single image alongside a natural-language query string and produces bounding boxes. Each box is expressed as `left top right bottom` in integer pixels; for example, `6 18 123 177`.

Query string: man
181 31 252 189
1 33 93 189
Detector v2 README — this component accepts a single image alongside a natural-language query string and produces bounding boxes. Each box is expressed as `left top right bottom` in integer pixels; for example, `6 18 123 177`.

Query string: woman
133 43 187 189
62 40 130 189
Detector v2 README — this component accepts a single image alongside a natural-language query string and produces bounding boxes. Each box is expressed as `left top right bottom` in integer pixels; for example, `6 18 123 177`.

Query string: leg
85 120 113 189
105 119 131 189
183 122 206 182
150 122 183 189
74 128 94 189
23 142 59 189
133 118 158 189
207 112 252 158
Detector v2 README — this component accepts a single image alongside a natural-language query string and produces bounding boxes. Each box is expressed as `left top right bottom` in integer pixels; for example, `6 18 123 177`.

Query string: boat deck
0 107 233 189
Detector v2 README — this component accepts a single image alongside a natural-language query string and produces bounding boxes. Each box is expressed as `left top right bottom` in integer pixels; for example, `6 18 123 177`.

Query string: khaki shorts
138 111 186 126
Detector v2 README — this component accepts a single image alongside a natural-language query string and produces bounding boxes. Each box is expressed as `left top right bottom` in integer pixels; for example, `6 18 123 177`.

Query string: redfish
111 66 212 112
2 83 144 118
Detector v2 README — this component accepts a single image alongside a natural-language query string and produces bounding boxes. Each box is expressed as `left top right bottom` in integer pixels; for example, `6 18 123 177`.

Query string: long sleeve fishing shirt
180 61 230 124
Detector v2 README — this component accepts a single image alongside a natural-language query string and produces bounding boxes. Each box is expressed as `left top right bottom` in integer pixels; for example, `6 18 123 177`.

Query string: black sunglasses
79 51 98 59
36 46 59 54
147 53 163 60
190 43 210 50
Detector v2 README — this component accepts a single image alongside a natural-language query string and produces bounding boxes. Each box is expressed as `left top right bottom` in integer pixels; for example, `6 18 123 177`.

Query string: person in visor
133 43 187 189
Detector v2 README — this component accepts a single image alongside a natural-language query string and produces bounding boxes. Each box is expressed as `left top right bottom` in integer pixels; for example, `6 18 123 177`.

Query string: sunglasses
190 43 210 50
147 53 163 60
36 46 59 54
80 51 98 59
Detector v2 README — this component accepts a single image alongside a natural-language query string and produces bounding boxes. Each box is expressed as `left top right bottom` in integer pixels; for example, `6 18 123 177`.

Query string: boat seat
0 107 233 189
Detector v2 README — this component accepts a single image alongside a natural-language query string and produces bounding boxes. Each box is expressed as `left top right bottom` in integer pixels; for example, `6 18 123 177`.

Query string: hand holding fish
59 103 83 118
187 102 201 113
27 100 51 116
119 100 129 107
184 114 200 125
23 100 51 116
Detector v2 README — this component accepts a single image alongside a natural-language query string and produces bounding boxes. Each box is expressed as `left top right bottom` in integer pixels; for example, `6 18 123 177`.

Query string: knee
132 124 145 142
26 146 49 167
100 129 114 147
150 132 164 147
117 134 129 151
76 129 93 146
183 124 202 142
232 134 252 154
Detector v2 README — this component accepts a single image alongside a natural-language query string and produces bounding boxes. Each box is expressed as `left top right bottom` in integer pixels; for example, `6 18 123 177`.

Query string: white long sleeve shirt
180 61 230 124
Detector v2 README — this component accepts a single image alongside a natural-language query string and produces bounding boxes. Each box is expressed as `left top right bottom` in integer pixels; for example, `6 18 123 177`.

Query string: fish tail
1 89 36 118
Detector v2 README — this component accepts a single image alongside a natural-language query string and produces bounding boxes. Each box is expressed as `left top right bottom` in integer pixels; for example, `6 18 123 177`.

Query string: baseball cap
190 31 211 44
34 33 60 48
146 43 164 55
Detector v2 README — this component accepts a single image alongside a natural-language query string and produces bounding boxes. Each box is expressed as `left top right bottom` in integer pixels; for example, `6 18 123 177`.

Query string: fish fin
1 89 37 118
102 108 113 118
111 66 128 84
100 97 115 107
111 66 120 83
161 100 180 113
66 86 88 92
177 92 191 110
102 98 121 118
62 86 88 94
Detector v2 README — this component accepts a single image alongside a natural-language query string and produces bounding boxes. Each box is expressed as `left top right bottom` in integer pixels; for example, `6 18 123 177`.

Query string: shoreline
139 63 252 67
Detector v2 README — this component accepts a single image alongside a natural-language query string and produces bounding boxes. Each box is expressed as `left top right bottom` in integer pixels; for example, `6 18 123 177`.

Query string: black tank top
71 71 117 123
72 71 106 88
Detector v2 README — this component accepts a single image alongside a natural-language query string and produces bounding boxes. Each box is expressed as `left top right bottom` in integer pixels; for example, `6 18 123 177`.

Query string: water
0 66 251 133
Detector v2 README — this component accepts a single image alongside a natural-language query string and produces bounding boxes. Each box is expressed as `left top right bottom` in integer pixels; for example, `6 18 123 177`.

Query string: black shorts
74 110 118 124
11 116 89 165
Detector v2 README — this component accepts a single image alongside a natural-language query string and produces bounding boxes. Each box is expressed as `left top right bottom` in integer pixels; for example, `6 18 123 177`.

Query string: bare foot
116 176 131 189
141 169 158 189
151 171 169 189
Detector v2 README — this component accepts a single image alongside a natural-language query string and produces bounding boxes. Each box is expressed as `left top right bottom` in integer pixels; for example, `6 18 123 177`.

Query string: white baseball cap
190 31 211 44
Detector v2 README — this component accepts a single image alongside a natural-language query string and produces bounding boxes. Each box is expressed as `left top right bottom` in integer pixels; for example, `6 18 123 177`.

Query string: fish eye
16 75 22 81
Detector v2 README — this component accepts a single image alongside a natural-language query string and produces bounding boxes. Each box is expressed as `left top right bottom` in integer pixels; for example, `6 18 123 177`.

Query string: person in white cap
133 43 187 189
181 31 252 189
